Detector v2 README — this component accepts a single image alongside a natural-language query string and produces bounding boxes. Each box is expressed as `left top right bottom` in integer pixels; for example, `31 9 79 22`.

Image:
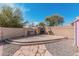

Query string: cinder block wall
0 27 28 40
0 27 2 40
0 26 74 40
46 26 74 39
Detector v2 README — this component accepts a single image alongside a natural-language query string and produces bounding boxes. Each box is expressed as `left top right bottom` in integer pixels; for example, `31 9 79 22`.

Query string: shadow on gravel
0 40 21 56
45 39 75 56
2 44 21 56
0 40 9 46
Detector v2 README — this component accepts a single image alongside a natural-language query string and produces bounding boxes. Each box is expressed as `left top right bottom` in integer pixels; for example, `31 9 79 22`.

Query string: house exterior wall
75 21 79 48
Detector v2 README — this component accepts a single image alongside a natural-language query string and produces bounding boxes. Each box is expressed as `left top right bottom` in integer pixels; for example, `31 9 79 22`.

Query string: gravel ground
0 35 78 56
45 39 75 56
2 44 21 56
13 39 77 56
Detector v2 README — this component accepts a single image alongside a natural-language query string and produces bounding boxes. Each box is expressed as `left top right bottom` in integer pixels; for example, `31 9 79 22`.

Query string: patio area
13 39 75 56
0 35 78 56
5 35 66 45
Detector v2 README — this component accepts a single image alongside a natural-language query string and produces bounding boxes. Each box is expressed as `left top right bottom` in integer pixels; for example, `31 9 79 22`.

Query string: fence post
23 28 27 37
0 27 3 40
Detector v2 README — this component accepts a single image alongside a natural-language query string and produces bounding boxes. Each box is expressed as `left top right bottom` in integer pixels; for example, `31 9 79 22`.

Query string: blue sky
1 3 79 25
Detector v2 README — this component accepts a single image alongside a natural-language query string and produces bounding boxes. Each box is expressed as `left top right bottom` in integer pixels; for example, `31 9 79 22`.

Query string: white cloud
33 21 39 25
0 3 30 12
20 6 30 12
16 4 30 15
0 3 15 8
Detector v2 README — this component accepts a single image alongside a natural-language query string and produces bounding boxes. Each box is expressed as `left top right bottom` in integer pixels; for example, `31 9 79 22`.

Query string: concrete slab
10 35 66 43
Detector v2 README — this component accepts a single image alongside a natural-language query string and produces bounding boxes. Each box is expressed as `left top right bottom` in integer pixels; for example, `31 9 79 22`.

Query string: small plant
48 30 54 35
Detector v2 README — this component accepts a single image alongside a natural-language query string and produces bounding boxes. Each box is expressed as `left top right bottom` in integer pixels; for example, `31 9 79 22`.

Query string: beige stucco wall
0 27 28 40
0 27 2 40
0 26 74 40
46 26 74 39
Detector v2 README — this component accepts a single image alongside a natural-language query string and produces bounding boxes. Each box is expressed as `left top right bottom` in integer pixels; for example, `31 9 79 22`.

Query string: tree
38 22 45 27
0 6 25 28
45 14 64 26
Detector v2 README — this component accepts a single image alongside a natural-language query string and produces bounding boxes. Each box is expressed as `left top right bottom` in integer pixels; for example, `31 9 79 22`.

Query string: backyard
0 34 78 56
0 26 77 56
0 3 79 56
